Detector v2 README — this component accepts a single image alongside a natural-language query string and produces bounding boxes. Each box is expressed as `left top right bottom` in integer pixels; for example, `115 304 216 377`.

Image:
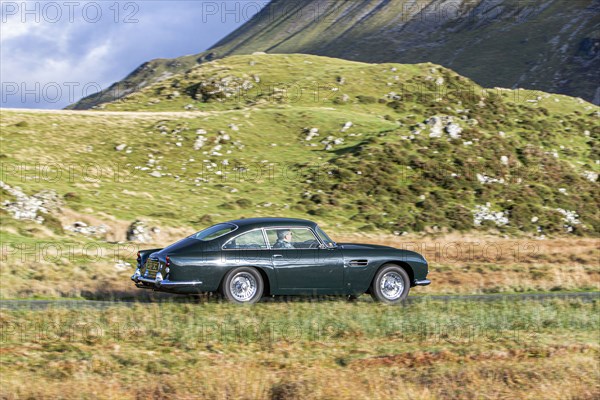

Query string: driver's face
284 232 292 241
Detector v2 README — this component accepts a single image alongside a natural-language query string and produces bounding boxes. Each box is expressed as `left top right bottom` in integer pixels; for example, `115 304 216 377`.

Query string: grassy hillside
1 54 599 298
70 0 600 109
73 54 600 235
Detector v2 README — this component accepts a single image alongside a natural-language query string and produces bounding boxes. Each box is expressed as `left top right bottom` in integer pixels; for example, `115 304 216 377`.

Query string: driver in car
273 230 294 249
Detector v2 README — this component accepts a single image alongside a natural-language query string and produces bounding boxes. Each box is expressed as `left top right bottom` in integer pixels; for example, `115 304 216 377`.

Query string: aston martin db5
131 218 430 304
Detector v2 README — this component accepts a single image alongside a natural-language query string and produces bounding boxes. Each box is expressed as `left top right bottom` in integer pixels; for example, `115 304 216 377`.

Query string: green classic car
131 218 430 304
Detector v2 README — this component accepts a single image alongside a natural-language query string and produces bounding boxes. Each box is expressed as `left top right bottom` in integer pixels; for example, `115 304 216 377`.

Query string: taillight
165 256 171 274
136 251 141 266
166 256 170 267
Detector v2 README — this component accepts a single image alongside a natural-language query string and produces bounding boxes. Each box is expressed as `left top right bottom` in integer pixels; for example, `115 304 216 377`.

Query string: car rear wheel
370 264 410 304
222 267 264 304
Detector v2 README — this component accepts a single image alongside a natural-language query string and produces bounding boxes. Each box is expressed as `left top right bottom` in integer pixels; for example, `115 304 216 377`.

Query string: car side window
223 230 267 249
265 228 320 249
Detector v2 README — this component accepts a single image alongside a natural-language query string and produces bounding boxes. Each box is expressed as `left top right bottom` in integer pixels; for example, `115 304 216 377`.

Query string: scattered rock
425 116 464 139
477 174 505 185
426 116 444 138
321 135 344 150
0 181 62 224
127 220 156 243
556 208 580 232
65 222 109 237
114 260 132 271
582 171 598 182
191 76 254 102
304 128 319 141
115 144 127 151
473 203 509 227
194 136 208 150
445 123 462 139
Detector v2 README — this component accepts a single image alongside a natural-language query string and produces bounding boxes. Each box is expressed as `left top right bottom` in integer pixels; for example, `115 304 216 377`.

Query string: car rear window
191 223 237 241
223 230 268 249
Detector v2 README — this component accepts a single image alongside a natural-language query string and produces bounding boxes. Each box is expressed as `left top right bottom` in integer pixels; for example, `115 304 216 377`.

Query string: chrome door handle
273 254 283 258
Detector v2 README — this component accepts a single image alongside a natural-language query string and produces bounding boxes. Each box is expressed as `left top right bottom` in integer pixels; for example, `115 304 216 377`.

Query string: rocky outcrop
127 220 160 243
64 221 109 237
0 181 62 223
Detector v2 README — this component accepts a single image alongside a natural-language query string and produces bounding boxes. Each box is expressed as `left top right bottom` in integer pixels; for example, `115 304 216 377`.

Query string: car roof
224 217 317 229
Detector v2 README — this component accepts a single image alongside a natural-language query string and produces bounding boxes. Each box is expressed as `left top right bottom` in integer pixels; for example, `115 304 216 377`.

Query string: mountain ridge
69 0 600 110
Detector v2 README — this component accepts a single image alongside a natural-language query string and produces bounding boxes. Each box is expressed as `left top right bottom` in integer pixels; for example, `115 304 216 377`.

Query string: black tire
370 264 410 304
222 267 264 304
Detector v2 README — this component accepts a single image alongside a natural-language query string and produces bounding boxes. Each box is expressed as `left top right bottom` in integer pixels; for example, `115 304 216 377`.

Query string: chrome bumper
131 268 203 289
414 279 431 286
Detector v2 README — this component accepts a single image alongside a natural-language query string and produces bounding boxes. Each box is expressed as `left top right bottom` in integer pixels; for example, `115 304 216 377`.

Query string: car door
220 229 272 272
265 228 344 293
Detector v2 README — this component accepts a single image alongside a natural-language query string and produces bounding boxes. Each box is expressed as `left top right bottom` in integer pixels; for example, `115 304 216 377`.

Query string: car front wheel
222 267 264 304
370 264 410 304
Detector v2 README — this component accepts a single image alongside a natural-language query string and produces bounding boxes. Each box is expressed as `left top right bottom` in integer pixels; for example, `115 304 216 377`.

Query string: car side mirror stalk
319 243 338 249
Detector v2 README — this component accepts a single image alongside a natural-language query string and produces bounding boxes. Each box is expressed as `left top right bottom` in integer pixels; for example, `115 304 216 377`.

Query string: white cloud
1 1 265 108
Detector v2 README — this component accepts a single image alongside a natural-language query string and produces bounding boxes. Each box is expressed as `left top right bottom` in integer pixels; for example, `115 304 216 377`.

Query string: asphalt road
0 292 597 310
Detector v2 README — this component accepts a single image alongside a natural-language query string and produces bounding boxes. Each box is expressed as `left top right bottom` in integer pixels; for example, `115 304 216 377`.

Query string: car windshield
315 226 336 247
190 223 237 241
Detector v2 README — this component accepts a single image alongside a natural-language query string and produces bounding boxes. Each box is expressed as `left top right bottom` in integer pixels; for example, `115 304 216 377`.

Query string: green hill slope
70 0 600 109
5 54 600 237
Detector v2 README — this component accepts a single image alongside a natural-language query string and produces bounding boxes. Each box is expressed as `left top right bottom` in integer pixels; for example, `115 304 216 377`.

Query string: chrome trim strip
414 279 431 286
132 276 203 287
191 223 239 242
221 226 324 250
135 277 156 284
157 280 203 288
261 228 270 249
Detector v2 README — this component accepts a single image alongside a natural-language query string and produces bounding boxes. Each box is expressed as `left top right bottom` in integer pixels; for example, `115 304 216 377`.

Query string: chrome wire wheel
379 271 404 301
229 272 258 302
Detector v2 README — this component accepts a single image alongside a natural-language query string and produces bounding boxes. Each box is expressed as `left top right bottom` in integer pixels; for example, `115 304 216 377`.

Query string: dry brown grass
1 228 597 299
1 298 597 399
335 233 600 266
1 343 598 399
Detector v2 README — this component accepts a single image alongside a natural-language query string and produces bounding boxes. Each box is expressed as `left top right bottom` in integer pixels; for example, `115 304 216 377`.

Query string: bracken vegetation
1 299 598 399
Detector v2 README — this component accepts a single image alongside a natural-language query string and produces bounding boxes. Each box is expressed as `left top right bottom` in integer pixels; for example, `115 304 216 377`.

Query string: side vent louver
348 259 368 266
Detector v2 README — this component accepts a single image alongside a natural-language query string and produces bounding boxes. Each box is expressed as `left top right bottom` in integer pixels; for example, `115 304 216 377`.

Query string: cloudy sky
1 1 267 109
